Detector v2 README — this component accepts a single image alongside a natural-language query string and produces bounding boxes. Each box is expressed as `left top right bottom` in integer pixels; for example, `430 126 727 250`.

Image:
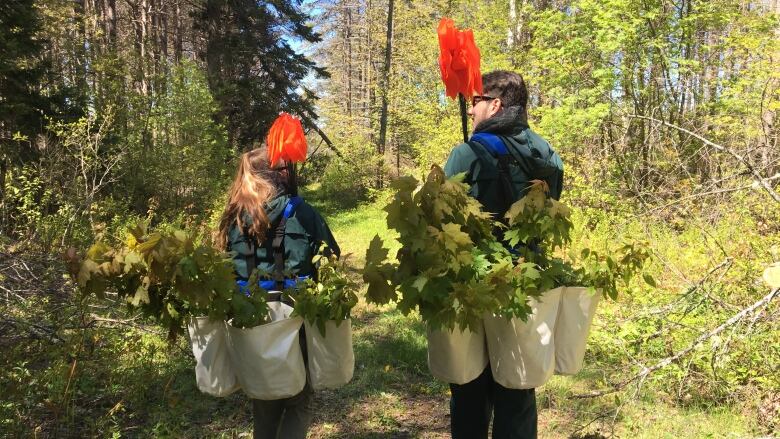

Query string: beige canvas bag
484 287 563 389
427 323 489 385
187 317 240 397
304 320 355 390
554 286 601 375
225 301 306 400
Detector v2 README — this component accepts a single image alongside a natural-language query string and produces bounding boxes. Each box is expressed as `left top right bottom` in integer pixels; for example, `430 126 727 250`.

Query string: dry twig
574 287 780 399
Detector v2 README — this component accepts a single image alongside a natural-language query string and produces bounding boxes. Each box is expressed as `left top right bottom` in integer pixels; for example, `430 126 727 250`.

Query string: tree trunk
174 0 183 61
140 0 149 95
377 0 394 189
508 0 516 47
103 0 117 45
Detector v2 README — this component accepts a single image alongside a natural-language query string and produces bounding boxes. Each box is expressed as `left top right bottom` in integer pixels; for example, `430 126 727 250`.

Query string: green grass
302 184 399 270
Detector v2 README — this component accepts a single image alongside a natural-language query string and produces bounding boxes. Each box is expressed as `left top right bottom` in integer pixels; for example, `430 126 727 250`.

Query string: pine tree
0 0 54 206
0 0 51 157
196 0 328 149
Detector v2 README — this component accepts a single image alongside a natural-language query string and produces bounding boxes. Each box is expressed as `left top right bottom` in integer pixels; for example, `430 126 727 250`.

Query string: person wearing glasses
443 70 564 439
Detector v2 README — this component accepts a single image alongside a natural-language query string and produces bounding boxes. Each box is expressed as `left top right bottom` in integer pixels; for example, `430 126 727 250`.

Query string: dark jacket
443 106 564 217
227 194 340 281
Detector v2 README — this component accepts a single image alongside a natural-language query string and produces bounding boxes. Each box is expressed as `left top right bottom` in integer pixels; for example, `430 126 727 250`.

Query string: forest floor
0 189 766 438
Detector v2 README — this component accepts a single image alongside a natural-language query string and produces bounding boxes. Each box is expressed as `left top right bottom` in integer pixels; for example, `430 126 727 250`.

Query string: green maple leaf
391 175 419 192
86 242 111 262
548 199 571 218
77 259 99 287
364 267 396 305
412 275 428 292
177 256 198 280
441 223 471 247
135 233 161 254
366 235 389 265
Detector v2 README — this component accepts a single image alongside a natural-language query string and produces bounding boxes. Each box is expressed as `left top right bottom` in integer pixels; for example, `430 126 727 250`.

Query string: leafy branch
68 223 268 339
363 168 656 331
292 246 359 336
363 166 552 331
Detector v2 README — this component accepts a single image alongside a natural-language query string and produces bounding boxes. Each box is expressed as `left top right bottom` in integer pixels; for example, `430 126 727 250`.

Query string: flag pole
458 93 469 143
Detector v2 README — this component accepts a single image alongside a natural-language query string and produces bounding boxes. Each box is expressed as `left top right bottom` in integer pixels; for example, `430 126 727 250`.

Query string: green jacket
443 106 564 217
227 194 340 281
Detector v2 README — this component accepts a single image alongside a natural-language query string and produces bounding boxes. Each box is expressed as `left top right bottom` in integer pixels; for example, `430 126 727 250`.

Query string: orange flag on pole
437 18 483 100
266 112 308 167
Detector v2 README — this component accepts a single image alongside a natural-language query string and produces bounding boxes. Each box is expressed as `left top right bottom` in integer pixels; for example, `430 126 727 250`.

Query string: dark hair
482 70 528 110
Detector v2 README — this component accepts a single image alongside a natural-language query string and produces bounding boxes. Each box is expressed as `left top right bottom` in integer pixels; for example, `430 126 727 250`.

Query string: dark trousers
450 366 537 439
251 382 313 439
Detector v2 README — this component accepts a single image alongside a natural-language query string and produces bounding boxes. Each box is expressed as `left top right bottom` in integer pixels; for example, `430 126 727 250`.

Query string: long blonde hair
216 148 280 250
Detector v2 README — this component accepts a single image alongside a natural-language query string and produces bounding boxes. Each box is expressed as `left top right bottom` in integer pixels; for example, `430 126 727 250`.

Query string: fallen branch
574 287 780 398
0 316 65 343
629 115 780 204
634 174 780 218
85 314 160 335
299 112 343 159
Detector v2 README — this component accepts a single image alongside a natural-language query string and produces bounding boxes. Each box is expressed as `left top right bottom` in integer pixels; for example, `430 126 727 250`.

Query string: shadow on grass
300 184 364 219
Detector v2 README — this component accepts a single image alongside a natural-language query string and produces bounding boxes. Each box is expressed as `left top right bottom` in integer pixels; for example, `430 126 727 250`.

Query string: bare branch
629 115 780 204
574 287 780 399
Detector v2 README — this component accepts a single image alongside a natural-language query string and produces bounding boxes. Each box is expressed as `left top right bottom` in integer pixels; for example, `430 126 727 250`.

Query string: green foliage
292 246 359 336
364 171 656 330
504 182 574 259
574 242 655 299
503 183 655 299
319 140 383 207
0 0 51 150
230 269 271 329
2 61 233 249
197 0 326 148
122 61 232 217
73 224 361 336
2 165 49 237
71 223 267 338
363 166 553 331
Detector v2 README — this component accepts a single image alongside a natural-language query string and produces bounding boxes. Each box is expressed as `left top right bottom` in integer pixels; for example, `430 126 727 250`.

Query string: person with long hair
216 146 340 439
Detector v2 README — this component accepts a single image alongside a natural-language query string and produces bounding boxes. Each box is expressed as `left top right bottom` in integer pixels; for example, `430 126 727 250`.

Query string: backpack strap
468 134 518 217
271 196 303 290
242 223 259 282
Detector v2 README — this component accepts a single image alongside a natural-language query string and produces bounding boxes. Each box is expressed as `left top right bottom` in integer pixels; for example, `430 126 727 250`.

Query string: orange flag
266 112 307 167
437 18 483 100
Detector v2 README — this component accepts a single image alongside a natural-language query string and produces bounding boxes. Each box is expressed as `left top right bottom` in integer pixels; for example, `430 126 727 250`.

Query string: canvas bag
225 301 307 400
187 317 240 397
304 319 355 390
554 286 601 375
484 287 563 389
426 323 489 385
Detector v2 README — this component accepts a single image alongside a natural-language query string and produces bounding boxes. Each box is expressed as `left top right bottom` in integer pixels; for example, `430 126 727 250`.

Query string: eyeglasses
471 95 497 107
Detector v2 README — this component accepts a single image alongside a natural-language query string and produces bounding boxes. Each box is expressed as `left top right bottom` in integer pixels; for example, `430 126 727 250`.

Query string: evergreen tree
0 0 51 160
197 0 328 149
